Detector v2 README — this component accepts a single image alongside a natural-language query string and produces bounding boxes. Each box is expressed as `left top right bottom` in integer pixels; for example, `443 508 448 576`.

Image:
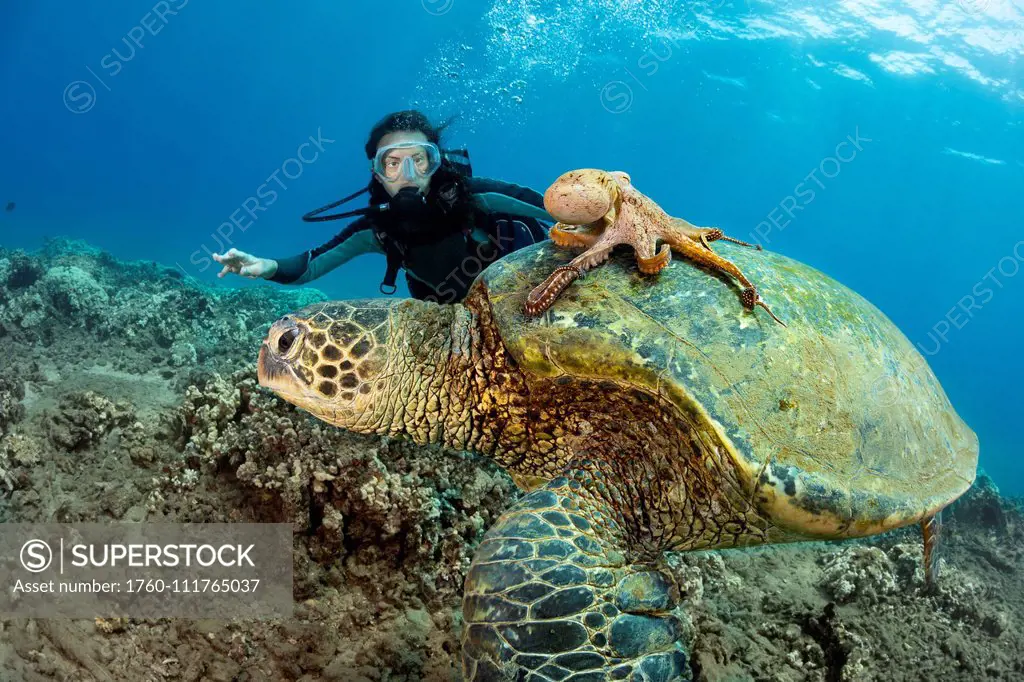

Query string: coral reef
0 239 1022 681
176 369 516 605
948 470 1015 535
40 265 110 327
0 238 327 376
0 377 25 439
819 546 899 605
46 391 134 451
0 376 27 491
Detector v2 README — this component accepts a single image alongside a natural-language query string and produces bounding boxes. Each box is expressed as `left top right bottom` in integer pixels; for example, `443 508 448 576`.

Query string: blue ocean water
1 1 1021 490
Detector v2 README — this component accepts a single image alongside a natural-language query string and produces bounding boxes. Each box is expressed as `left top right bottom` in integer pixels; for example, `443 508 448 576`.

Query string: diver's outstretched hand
212 248 278 280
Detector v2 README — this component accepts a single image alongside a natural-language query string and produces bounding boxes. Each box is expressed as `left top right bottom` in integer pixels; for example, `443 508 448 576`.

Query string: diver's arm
468 177 554 221
270 219 383 285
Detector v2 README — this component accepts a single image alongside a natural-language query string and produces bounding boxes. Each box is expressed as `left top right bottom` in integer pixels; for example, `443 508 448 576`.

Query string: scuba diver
212 110 552 303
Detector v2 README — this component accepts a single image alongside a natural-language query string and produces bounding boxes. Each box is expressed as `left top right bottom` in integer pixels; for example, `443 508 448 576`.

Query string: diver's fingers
217 263 236 278
213 248 243 265
239 264 260 279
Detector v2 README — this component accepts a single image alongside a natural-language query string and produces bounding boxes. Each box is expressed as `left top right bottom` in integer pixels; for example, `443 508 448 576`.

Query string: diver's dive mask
372 141 442 182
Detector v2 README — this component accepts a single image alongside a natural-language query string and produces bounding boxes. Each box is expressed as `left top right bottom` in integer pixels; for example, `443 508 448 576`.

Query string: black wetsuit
270 177 552 303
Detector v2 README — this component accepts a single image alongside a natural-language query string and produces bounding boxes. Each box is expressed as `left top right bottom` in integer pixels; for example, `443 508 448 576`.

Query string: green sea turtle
257 240 977 681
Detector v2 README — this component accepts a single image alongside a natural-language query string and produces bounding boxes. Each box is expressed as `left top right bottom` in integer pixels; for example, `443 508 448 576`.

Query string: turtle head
543 168 628 225
258 301 397 431
258 298 478 444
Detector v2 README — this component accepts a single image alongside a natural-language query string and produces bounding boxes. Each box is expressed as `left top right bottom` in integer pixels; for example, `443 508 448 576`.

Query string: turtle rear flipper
462 478 691 681
921 512 943 587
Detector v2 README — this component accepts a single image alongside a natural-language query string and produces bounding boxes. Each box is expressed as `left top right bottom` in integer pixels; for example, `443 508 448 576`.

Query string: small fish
4 201 13 212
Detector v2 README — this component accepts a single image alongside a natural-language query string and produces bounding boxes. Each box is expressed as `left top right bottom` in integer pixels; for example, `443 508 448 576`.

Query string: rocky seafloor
0 238 1021 681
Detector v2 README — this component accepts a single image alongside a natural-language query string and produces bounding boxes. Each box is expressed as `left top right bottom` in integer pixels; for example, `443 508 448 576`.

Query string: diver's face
375 131 433 196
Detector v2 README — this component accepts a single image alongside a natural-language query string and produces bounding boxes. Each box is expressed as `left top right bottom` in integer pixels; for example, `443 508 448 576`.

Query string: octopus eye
278 328 300 354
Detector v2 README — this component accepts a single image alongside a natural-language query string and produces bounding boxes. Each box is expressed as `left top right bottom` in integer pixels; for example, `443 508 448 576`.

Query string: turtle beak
258 317 316 407
257 342 301 394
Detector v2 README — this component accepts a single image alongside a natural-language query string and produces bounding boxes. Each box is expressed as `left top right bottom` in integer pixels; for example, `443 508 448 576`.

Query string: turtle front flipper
462 478 691 682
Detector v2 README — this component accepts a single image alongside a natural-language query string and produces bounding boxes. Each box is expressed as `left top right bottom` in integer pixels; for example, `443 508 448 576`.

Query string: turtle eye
277 328 300 354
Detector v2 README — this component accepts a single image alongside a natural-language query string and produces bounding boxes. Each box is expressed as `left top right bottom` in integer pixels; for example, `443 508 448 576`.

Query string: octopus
524 169 785 326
